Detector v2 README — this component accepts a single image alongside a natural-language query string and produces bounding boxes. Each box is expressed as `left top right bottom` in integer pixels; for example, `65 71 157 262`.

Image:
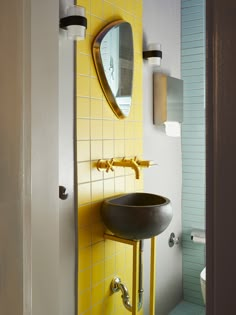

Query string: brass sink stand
104 233 156 315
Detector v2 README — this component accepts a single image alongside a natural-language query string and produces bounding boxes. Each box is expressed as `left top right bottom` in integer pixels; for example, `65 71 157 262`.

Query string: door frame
206 0 236 313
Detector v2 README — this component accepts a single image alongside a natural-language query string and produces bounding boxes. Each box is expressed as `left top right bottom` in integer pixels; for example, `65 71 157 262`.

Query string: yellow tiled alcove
76 1 143 314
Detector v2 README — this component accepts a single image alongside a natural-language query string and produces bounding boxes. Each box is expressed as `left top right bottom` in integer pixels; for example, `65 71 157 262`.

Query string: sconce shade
143 43 162 66
143 50 162 59
153 72 183 135
60 5 87 40
60 15 87 29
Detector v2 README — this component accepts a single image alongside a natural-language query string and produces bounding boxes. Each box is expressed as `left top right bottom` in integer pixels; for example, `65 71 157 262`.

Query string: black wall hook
59 186 69 200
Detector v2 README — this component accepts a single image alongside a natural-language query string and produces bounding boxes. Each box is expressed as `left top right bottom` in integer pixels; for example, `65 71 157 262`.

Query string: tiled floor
169 300 205 315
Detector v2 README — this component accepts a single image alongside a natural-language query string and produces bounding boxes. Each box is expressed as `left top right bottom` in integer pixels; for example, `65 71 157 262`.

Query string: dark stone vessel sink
101 192 172 240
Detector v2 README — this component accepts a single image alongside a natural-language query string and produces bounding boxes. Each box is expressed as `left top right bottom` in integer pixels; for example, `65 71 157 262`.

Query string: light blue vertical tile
182 61 204 70
181 75 204 83
182 39 204 50
182 32 204 42
181 53 205 63
182 5 204 15
184 81 205 90
182 18 204 30
181 0 206 306
182 38 205 309
182 0 204 8
182 47 204 56
182 12 205 23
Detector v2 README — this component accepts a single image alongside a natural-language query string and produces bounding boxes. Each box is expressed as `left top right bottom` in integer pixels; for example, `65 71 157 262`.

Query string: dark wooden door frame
206 1 236 314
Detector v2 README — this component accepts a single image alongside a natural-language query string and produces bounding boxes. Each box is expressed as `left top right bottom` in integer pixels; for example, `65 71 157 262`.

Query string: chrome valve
168 232 179 247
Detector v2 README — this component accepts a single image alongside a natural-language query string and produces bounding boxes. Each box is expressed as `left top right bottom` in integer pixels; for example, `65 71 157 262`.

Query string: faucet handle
106 159 114 172
97 159 114 172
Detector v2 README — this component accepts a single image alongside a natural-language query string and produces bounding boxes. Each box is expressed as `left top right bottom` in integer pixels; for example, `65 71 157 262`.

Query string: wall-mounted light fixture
60 5 87 40
153 72 183 137
143 43 162 66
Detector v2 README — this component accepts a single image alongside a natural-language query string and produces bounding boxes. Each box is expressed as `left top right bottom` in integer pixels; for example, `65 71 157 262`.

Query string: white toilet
200 267 206 304
191 229 206 304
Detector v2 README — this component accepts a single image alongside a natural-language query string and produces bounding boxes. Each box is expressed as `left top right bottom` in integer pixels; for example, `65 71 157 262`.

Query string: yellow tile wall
76 1 143 314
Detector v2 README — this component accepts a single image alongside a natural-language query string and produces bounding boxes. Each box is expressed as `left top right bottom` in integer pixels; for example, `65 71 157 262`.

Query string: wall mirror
92 20 134 119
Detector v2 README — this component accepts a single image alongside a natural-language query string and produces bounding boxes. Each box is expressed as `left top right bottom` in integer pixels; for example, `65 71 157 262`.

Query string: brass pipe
96 157 155 179
132 240 138 314
113 158 140 179
150 237 156 315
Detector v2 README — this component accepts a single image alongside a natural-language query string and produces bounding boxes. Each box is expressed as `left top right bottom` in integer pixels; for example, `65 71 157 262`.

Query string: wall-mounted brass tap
96 157 155 179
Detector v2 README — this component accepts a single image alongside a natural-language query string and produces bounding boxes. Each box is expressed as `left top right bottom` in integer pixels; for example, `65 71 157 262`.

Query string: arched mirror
92 20 134 119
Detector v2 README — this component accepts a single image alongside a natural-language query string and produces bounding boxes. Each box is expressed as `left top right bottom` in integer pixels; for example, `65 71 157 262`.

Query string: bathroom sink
101 192 172 240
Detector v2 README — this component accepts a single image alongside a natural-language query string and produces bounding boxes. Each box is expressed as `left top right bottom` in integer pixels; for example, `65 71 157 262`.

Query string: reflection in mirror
92 20 134 119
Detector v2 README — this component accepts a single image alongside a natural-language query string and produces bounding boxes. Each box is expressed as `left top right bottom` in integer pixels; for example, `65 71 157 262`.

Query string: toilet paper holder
191 229 206 244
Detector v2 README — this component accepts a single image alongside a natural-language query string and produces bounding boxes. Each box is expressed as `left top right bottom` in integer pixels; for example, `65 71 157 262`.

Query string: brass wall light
60 4 87 40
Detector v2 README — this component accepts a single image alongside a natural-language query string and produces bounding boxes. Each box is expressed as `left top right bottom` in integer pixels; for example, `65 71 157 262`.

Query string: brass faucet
96 157 155 179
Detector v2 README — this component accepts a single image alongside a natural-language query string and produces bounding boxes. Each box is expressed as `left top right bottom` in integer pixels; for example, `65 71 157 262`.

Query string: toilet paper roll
191 236 206 244
191 229 206 244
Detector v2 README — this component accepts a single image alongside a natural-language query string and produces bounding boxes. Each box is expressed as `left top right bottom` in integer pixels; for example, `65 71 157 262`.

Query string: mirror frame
92 20 134 119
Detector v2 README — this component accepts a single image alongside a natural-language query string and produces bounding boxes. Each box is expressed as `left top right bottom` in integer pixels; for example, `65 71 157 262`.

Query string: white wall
143 1 183 314
59 1 76 311
31 1 60 315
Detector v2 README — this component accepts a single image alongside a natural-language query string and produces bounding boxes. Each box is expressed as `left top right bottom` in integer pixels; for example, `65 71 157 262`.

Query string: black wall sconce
143 43 162 66
60 5 87 40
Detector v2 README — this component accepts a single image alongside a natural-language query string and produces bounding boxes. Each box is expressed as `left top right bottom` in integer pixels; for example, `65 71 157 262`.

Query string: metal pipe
138 240 144 308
